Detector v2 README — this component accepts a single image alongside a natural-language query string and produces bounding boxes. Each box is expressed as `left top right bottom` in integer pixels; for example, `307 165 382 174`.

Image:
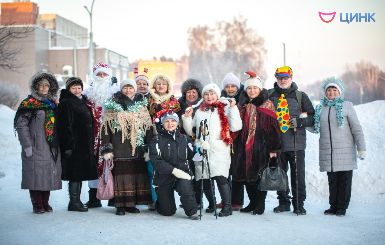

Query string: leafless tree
0 26 35 71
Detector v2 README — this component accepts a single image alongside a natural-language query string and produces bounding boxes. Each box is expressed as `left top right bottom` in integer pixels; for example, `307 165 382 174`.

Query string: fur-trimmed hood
30 72 59 101
181 78 203 99
149 74 174 103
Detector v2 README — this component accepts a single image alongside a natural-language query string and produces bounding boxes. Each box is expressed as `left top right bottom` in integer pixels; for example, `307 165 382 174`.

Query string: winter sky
6 0 385 86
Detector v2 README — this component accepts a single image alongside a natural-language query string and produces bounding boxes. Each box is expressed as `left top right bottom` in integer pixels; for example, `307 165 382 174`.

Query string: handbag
258 157 288 192
96 159 114 200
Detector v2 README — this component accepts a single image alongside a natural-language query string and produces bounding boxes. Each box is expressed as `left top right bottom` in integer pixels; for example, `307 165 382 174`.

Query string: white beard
86 77 113 106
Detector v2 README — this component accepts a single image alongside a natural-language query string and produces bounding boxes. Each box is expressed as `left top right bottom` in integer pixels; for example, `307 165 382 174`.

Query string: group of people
14 63 366 220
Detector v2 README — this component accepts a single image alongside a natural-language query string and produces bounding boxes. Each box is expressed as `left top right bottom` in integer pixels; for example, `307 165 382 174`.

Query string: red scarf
199 101 232 145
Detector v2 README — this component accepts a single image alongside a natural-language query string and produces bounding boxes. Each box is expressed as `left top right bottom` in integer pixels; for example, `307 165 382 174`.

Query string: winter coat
14 73 62 191
317 101 366 172
57 89 98 181
149 128 195 186
221 84 244 104
182 102 242 179
269 82 315 152
101 92 153 159
232 90 281 182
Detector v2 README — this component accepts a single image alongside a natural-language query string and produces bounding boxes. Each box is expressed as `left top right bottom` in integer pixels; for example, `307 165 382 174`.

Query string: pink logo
319 11 336 23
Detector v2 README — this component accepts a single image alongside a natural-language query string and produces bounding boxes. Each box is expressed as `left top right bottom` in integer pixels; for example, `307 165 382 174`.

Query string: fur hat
243 71 263 91
93 62 112 78
323 77 345 96
222 72 240 89
134 67 150 85
181 78 203 98
275 66 293 78
120 79 137 91
29 72 59 100
66 77 83 90
161 111 180 125
202 83 221 97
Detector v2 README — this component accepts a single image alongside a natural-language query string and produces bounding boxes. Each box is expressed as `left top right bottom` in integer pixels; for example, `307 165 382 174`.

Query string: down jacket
317 101 366 172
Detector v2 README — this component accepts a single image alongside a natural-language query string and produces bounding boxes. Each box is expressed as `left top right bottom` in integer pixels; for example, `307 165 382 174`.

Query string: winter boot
240 184 257 213
203 185 215 213
116 207 125 216
324 206 337 215
189 213 200 220
29 190 45 214
252 190 267 215
273 203 291 213
293 203 307 215
68 182 88 212
125 207 140 213
217 183 232 217
336 209 346 217
41 191 53 212
85 188 102 208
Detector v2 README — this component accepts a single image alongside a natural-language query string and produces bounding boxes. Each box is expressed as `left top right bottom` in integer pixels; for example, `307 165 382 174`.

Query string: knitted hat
66 77 83 90
93 62 112 78
134 67 150 85
222 72 240 89
202 83 221 97
120 79 137 91
160 111 180 125
323 77 345 96
243 71 263 91
275 66 293 78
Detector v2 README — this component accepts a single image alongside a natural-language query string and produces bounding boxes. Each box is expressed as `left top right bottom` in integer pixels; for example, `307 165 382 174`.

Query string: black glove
289 118 302 128
64 149 73 159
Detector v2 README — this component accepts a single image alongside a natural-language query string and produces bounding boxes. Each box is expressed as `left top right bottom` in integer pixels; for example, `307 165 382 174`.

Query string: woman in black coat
57 77 98 212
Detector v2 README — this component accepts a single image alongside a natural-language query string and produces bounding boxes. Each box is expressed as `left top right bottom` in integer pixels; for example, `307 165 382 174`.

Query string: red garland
200 102 232 145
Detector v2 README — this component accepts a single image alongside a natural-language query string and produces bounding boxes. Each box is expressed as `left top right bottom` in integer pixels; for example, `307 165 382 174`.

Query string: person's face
203 90 218 104
224 84 238 96
246 86 261 99
121 85 136 99
326 86 340 100
136 80 149 94
154 79 168 95
277 77 292 89
186 89 199 103
69 85 83 97
38 82 50 96
163 118 178 131
96 72 109 78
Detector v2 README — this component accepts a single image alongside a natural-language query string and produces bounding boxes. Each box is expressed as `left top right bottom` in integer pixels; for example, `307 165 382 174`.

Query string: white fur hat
202 83 221 97
120 79 137 91
222 72 240 89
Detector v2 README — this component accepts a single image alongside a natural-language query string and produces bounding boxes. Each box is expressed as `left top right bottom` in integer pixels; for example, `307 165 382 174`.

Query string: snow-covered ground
0 101 385 245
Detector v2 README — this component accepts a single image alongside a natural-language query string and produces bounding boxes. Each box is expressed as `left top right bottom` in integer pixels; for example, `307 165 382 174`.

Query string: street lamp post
282 42 286 66
84 0 95 84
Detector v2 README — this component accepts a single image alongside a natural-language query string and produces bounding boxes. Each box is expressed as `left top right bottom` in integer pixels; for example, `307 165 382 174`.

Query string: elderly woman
14 72 62 214
313 77 366 217
100 79 153 215
57 77 98 212
232 73 281 215
183 83 242 217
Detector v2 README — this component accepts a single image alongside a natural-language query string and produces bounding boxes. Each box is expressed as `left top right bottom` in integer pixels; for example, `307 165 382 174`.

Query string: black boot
29 190 45 214
116 207 125 216
293 203 307 215
68 182 88 212
273 203 291 213
217 183 232 217
41 191 53 212
324 206 337 215
240 184 256 213
203 183 216 213
252 190 267 215
85 188 102 208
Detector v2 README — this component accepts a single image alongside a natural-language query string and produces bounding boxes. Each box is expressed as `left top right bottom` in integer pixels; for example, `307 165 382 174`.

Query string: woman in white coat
313 77 366 216
182 83 242 217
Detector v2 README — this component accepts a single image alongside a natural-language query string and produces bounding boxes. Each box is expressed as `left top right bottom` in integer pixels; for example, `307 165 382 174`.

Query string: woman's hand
269 152 277 158
184 106 193 117
229 98 236 107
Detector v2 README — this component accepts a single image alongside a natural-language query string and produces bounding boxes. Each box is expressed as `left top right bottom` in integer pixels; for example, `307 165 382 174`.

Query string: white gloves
172 168 193 180
357 150 366 160
144 151 150 162
24 146 32 157
103 152 114 161
201 141 210 150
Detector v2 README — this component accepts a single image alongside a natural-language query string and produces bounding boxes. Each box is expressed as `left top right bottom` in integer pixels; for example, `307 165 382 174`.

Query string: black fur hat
66 77 83 90
181 78 203 98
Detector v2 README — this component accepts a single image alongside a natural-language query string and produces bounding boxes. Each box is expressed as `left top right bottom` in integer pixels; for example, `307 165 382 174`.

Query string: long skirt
112 159 152 208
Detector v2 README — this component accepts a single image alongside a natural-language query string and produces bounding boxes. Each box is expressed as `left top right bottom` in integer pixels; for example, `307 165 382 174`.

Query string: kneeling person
149 111 198 220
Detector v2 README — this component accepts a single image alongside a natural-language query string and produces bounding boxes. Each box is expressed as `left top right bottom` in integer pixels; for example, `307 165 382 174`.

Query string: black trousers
155 179 197 217
276 150 306 207
231 180 244 206
327 170 353 210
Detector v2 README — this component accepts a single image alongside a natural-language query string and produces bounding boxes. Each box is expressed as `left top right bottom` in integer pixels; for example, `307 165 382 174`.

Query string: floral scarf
314 96 345 133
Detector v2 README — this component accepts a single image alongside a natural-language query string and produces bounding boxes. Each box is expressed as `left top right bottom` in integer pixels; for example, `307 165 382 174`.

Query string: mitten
289 118 302 128
103 152 114 161
357 150 366 160
172 168 192 180
24 146 32 157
